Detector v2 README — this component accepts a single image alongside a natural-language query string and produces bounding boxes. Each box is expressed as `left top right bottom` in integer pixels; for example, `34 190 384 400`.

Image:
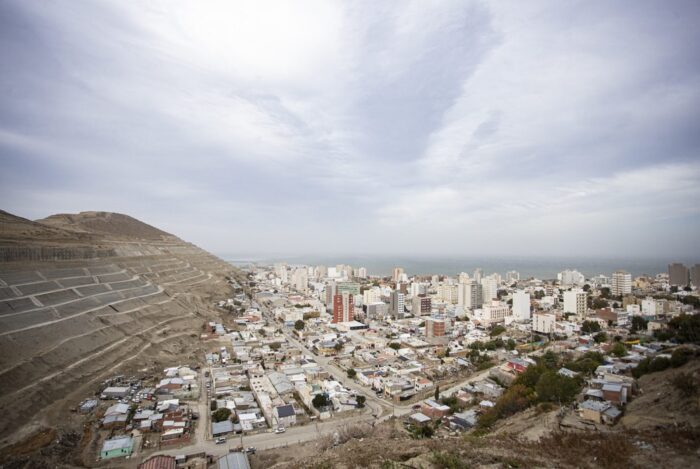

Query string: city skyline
1 1 700 258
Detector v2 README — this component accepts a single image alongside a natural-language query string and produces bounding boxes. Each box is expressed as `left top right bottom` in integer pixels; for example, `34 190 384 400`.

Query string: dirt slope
0 209 235 457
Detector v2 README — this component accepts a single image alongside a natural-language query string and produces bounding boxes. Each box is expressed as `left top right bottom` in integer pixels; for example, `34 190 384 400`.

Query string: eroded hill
0 210 234 450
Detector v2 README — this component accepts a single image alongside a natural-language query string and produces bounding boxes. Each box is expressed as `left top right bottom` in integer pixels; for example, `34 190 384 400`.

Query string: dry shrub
536 431 635 468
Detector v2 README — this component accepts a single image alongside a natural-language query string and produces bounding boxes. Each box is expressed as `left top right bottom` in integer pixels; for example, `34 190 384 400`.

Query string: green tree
356 395 366 408
514 364 547 389
294 319 305 330
594 332 608 343
435 385 440 401
212 408 232 422
611 342 627 357
630 316 648 333
581 320 601 334
490 325 506 337
388 342 401 350
270 342 281 351
347 368 357 379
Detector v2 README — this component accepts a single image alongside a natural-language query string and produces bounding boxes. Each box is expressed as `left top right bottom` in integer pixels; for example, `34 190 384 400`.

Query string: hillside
38 211 174 240
0 209 235 456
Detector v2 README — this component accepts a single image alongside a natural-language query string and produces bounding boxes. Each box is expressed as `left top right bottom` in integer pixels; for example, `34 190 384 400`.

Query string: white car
274 427 286 434
215 437 226 444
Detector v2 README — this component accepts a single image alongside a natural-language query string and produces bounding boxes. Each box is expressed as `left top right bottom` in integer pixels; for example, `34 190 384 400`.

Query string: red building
332 292 354 323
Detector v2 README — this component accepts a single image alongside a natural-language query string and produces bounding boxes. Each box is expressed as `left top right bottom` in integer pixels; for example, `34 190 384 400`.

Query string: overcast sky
1 1 699 259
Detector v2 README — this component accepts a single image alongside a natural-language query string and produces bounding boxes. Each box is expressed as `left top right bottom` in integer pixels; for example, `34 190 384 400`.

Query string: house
449 409 478 430
102 386 130 399
212 420 234 436
421 399 451 419
578 400 621 425
100 436 133 460
409 412 431 426
602 382 628 406
216 452 251 469
505 358 531 374
274 404 296 428
138 455 177 469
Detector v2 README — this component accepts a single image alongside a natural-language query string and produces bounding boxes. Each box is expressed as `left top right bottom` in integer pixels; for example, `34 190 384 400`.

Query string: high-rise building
458 280 482 310
425 317 446 337
292 267 308 293
336 281 360 296
512 291 531 321
332 291 354 323
668 263 689 286
357 267 367 279
611 270 632 296
325 281 337 308
410 282 428 297
473 268 482 283
563 289 587 317
392 267 404 282
389 291 405 319
481 275 498 303
558 270 585 287
437 284 458 304
506 271 520 284
458 272 470 284
692 264 700 287
363 287 381 305
412 295 431 315
274 263 288 283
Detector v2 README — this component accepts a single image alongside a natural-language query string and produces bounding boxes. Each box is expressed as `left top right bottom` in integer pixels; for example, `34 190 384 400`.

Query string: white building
481 275 498 303
481 301 511 326
558 270 585 287
512 291 531 321
641 297 656 316
506 271 520 284
563 289 587 317
363 287 381 305
611 270 632 296
292 267 308 293
533 312 556 334
437 284 458 304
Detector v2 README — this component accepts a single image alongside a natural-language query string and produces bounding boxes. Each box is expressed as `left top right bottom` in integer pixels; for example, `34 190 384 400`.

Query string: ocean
221 255 700 280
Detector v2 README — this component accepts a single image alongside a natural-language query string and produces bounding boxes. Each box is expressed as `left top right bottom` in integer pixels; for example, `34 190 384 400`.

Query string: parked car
274 427 286 434
245 447 256 454
215 437 226 444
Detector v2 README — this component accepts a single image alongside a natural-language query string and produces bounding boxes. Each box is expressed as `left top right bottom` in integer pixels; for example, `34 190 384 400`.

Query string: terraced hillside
0 211 234 445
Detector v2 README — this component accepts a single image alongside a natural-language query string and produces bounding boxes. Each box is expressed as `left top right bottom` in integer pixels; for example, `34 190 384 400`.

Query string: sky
1 0 699 259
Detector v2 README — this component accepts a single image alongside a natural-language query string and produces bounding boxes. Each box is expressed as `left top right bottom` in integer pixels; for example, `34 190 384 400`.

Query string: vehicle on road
412 404 421 410
215 437 226 444
274 427 286 434
246 447 256 454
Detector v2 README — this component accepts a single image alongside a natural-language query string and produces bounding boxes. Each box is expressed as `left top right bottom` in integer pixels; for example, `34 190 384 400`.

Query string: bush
535 371 581 404
633 356 672 378
294 319 305 330
490 325 506 337
671 347 694 367
347 368 357 379
672 372 697 398
611 342 627 358
388 342 401 350
312 393 330 409
431 451 469 469
667 314 700 344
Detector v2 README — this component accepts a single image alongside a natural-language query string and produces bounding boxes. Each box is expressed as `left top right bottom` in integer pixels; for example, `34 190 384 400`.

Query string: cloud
0 0 698 258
